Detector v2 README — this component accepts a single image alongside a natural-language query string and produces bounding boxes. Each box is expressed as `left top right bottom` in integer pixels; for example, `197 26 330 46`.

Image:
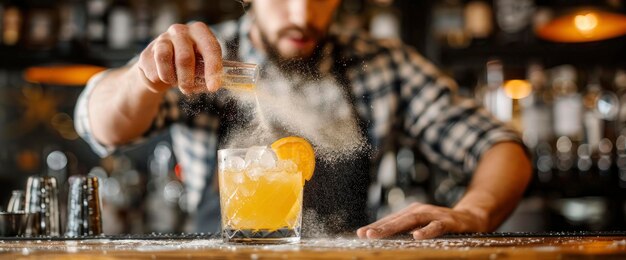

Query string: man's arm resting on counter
357 142 532 239
453 141 532 233
88 64 166 146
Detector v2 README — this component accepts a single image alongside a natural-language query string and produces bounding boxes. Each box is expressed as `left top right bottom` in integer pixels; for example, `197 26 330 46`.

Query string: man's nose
288 0 312 28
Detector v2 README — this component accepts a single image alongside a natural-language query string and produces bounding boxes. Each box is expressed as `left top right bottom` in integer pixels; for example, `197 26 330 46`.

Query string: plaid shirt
75 15 522 232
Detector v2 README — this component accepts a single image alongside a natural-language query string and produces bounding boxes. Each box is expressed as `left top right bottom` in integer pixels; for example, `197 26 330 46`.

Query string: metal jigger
7 190 25 213
25 176 60 237
65 175 103 237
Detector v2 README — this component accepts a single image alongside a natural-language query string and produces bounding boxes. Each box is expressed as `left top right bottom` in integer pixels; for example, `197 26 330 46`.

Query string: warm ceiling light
574 13 598 32
504 79 532 100
537 9 626 42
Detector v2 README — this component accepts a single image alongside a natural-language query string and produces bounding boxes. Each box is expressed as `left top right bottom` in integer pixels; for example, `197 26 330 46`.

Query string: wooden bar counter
1 232 625 259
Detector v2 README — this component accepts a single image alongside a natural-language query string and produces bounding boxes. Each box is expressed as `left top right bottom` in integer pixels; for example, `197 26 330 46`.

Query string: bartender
75 0 531 239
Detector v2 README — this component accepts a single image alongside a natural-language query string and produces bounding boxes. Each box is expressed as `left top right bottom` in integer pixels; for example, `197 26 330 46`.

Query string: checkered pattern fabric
75 14 522 228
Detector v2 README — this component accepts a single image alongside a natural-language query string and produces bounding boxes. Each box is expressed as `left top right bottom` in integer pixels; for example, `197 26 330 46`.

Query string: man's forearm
89 64 166 146
453 142 532 232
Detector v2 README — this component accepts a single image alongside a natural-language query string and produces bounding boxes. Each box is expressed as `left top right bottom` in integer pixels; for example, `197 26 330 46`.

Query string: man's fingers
357 210 409 238
153 38 176 85
357 213 405 238
367 212 434 239
188 22 223 92
167 24 199 94
413 220 447 240
357 202 425 238
138 42 168 92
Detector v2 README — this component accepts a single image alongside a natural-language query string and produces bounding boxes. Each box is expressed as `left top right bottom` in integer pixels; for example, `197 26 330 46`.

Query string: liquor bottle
494 0 535 43
616 70 626 135
133 0 151 46
615 71 626 186
552 65 582 174
369 1 401 40
145 142 182 233
106 0 134 49
151 0 180 39
57 0 87 51
483 59 512 122
86 0 108 45
432 0 469 48
583 68 619 174
464 0 493 41
2 4 21 46
583 72 604 154
23 1 58 49
520 62 553 149
552 66 583 141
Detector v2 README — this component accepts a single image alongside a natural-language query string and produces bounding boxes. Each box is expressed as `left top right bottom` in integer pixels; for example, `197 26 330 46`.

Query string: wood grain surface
0 236 625 259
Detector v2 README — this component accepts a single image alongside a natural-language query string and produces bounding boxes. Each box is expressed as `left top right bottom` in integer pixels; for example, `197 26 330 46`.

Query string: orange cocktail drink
218 137 314 243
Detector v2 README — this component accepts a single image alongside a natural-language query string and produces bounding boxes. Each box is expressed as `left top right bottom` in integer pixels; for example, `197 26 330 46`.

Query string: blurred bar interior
0 0 625 234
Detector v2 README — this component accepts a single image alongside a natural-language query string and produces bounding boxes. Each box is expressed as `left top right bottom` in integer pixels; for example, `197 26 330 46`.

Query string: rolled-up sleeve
74 62 193 158
74 70 115 158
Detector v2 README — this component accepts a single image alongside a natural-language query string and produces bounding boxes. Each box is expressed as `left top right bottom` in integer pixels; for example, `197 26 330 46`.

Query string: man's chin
276 43 317 60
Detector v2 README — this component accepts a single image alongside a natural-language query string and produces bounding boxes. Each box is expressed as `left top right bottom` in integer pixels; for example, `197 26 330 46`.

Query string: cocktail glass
218 147 303 244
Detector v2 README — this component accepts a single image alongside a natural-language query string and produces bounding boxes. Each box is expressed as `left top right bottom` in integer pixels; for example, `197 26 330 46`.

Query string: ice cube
259 149 277 168
232 171 245 184
246 167 264 181
224 156 245 170
245 146 268 166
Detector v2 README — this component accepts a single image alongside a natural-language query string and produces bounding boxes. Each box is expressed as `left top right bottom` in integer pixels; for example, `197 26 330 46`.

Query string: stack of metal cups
65 175 102 237
7 190 25 213
25 176 60 237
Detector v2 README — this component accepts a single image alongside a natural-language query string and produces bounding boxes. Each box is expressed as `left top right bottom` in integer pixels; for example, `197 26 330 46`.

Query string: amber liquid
222 75 256 91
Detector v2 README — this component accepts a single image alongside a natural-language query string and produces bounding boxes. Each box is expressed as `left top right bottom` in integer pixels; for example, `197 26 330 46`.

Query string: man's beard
258 26 327 79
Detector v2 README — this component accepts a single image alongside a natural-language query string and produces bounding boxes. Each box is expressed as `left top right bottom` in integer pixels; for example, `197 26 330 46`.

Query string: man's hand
357 142 531 240
136 22 223 94
357 202 488 240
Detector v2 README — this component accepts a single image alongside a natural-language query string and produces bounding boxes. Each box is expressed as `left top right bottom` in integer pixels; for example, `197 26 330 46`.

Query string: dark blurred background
0 0 625 234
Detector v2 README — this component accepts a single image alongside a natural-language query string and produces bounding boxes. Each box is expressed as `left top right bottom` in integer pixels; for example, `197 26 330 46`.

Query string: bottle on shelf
520 62 553 149
431 0 469 48
582 71 605 155
151 0 180 39
464 0 493 42
2 4 22 46
483 59 513 122
106 0 134 50
615 71 626 186
494 0 535 43
23 1 59 50
57 0 87 51
133 0 151 46
551 65 582 175
145 142 183 233
86 0 108 46
369 0 401 41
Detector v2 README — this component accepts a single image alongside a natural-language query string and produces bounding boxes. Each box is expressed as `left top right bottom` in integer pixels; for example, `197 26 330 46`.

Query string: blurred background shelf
439 38 626 69
0 46 139 68
0 0 625 235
